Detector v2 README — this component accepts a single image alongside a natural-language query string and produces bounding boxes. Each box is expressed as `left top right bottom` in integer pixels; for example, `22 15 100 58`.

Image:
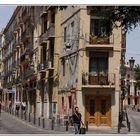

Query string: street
0 110 65 134
127 108 140 134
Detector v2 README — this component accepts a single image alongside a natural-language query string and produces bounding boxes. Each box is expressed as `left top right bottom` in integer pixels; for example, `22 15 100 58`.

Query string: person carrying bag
72 107 86 134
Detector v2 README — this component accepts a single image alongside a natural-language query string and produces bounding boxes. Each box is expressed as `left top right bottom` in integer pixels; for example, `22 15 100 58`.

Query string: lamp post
129 57 135 105
129 57 135 70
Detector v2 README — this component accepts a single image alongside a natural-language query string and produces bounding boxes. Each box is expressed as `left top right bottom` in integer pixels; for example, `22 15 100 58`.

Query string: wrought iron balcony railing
24 68 35 78
82 72 115 86
88 34 114 45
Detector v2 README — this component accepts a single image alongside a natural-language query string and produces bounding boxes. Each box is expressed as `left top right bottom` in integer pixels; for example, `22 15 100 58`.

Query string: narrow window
64 27 67 42
68 96 72 109
62 97 64 110
62 59 65 76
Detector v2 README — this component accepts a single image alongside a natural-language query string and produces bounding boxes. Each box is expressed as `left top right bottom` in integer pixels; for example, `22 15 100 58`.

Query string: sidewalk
2 109 129 135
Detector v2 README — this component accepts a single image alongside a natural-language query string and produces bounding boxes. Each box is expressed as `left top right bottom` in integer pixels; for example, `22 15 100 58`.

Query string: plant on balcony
82 72 89 85
89 35 109 44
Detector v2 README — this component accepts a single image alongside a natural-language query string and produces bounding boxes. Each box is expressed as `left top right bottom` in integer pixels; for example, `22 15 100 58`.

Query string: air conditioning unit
47 61 52 69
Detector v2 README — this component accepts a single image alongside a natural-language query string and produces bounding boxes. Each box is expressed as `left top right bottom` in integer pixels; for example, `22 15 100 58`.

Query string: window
135 98 137 105
135 86 137 96
62 97 64 110
41 15 48 34
127 74 130 79
53 102 56 114
68 96 72 109
128 98 130 105
62 59 65 76
90 19 110 37
51 11 55 24
128 85 130 96
64 27 67 42
70 21 74 39
89 52 108 76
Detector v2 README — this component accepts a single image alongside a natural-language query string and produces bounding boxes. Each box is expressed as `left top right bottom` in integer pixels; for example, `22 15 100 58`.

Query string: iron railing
82 72 115 86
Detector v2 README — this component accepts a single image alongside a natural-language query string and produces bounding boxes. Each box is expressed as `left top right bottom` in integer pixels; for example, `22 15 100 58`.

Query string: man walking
72 106 84 134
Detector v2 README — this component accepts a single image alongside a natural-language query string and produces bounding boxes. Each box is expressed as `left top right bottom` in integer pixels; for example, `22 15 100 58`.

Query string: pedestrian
15 101 20 116
21 101 26 114
72 106 84 134
9 100 12 114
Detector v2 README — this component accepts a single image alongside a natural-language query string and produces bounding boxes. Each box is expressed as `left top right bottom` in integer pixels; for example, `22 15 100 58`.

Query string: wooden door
85 95 111 126
85 96 97 125
98 96 111 126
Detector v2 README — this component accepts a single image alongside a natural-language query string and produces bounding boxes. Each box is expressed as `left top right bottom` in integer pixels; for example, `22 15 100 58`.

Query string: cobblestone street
0 110 65 134
0 110 132 135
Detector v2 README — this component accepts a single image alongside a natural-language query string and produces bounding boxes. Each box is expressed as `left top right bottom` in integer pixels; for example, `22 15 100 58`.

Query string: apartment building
124 59 139 106
58 6 125 128
0 31 4 101
1 6 125 128
1 6 61 119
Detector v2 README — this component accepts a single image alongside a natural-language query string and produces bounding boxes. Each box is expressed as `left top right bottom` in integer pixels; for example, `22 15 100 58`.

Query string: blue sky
0 6 140 65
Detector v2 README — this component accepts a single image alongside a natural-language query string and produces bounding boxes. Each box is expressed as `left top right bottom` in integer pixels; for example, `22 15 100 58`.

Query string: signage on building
70 87 76 94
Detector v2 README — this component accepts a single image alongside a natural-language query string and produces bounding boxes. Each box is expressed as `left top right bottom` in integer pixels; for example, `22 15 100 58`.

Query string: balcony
24 68 35 78
15 37 22 47
82 72 115 88
20 52 29 63
16 76 21 84
39 24 55 45
86 34 114 50
12 40 17 51
38 61 54 73
22 9 30 23
16 58 21 67
40 6 47 17
21 29 30 42
12 61 16 68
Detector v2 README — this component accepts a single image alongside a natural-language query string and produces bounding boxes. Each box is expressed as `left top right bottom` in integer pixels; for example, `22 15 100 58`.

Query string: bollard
118 122 120 133
21 111 23 119
86 121 88 131
17 110 19 117
38 117 40 126
42 118 45 128
128 121 131 132
29 113 31 122
25 112 27 120
66 121 69 131
34 113 36 125
52 118 54 130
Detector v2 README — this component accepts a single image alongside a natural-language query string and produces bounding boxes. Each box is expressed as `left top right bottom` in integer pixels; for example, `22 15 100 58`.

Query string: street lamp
129 57 135 70
129 57 135 105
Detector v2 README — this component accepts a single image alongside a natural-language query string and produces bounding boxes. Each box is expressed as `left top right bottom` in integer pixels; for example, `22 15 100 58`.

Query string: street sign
70 87 76 94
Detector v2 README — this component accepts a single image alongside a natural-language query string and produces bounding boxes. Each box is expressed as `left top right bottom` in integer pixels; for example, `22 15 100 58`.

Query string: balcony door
89 52 108 85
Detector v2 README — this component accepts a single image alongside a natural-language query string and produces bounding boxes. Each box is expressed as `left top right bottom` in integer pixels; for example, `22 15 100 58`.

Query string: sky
0 6 140 65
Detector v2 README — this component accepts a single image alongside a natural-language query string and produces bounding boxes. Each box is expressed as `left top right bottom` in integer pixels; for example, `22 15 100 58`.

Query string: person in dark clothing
72 106 83 134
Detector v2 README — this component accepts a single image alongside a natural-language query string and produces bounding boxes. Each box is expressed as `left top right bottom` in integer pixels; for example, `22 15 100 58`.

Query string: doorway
85 95 111 126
